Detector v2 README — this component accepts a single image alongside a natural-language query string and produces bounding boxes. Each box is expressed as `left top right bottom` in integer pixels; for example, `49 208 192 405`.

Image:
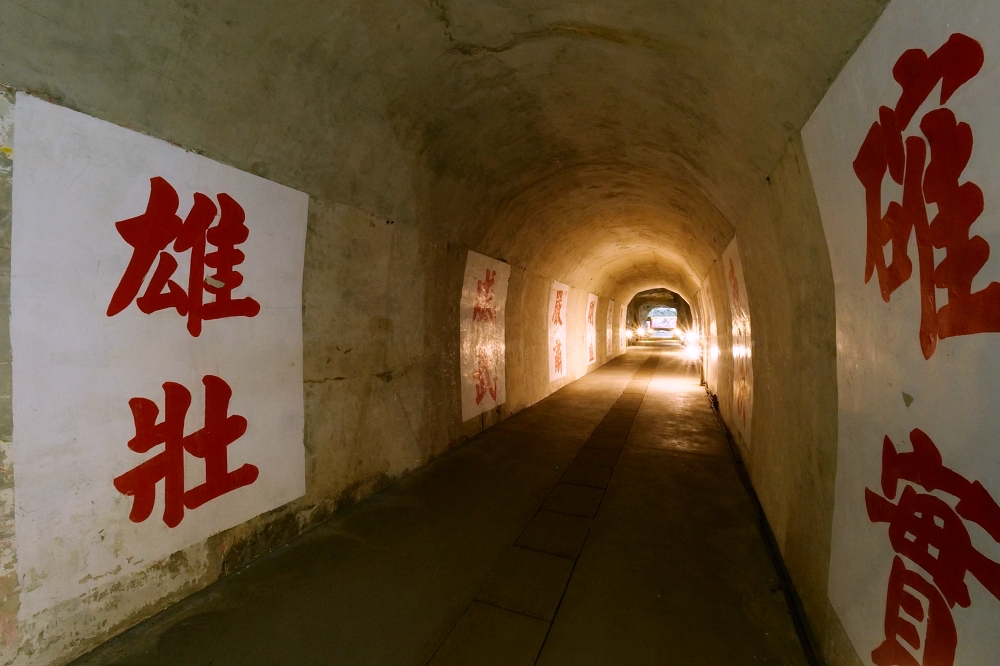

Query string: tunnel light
684 344 702 361
710 345 720 361
625 329 635 340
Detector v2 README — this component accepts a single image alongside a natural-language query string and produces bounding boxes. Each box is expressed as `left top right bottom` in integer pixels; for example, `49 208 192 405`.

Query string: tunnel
4 0 1000 664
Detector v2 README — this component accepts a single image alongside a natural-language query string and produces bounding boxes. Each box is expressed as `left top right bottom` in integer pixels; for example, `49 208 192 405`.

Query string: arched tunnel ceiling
353 0 888 300
0 0 887 306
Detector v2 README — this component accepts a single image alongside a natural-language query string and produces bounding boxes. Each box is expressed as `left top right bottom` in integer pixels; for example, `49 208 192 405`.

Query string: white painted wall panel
722 238 753 443
11 95 308 619
803 2 1000 662
459 250 510 421
548 281 569 381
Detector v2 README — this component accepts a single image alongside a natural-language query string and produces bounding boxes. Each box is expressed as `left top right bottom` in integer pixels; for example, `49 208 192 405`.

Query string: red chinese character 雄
472 269 497 323
866 428 1000 665
107 177 261 337
472 349 496 404
113 375 259 528
553 338 563 374
552 290 564 326
854 34 999 359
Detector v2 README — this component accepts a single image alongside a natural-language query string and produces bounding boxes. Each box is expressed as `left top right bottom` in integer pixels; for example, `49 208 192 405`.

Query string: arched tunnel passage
0 1 939 665
626 287 694 339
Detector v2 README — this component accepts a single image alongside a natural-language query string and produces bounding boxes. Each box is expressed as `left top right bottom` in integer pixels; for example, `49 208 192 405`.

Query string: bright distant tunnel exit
626 288 693 341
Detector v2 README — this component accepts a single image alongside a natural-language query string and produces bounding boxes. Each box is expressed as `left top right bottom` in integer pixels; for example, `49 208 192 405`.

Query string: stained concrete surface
72 345 808 666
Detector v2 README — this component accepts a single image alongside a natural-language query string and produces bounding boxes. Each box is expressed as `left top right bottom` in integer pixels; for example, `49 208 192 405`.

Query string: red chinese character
588 341 595 363
113 375 259 528
866 428 1000 664
472 349 496 404
553 338 563 374
853 34 998 359
872 556 957 666
107 177 261 337
472 269 497 323
734 359 749 423
587 300 596 325
552 290 564 326
728 259 742 310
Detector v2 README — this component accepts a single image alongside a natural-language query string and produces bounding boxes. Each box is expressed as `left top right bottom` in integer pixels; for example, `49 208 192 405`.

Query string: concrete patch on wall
0 87 18 663
804 0 1000 662
300 199 426 506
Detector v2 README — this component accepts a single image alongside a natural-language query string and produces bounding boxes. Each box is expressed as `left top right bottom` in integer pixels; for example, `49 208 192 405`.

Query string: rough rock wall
703 135 862 665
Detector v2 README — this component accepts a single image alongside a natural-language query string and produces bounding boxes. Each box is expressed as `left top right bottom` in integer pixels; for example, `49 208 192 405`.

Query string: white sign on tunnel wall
698 279 720 396
606 300 614 357
548 281 569 381
10 95 308 619
586 293 599 365
618 303 627 353
803 2 1000 663
722 238 752 444
459 251 510 421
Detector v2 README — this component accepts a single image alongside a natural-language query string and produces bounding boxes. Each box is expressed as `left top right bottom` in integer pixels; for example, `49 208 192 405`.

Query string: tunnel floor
73 344 810 666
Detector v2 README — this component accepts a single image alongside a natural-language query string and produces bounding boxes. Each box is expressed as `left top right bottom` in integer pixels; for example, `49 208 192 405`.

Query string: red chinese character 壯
472 349 496 404
552 290 564 326
107 177 261 337
866 428 1000 665
472 269 497 323
553 338 563 374
113 375 259 528
854 34 1000 359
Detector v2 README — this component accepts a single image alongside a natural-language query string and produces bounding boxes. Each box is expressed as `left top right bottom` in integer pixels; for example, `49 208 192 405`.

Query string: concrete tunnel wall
0 1 891 664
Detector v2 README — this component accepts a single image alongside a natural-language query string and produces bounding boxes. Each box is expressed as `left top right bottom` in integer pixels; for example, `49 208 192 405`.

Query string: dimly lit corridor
5 1 1000 665
72 345 808 666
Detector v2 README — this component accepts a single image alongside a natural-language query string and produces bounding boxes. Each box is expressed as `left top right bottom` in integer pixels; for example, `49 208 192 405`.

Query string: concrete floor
72 345 810 666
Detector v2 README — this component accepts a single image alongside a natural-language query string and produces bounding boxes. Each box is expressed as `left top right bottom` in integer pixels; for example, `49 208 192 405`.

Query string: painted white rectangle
548 281 569 381
459 250 510 421
11 94 308 618
618 303 627 353
586 293 599 365
700 280 720 395
722 238 752 442
606 300 614 357
802 2 1000 662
